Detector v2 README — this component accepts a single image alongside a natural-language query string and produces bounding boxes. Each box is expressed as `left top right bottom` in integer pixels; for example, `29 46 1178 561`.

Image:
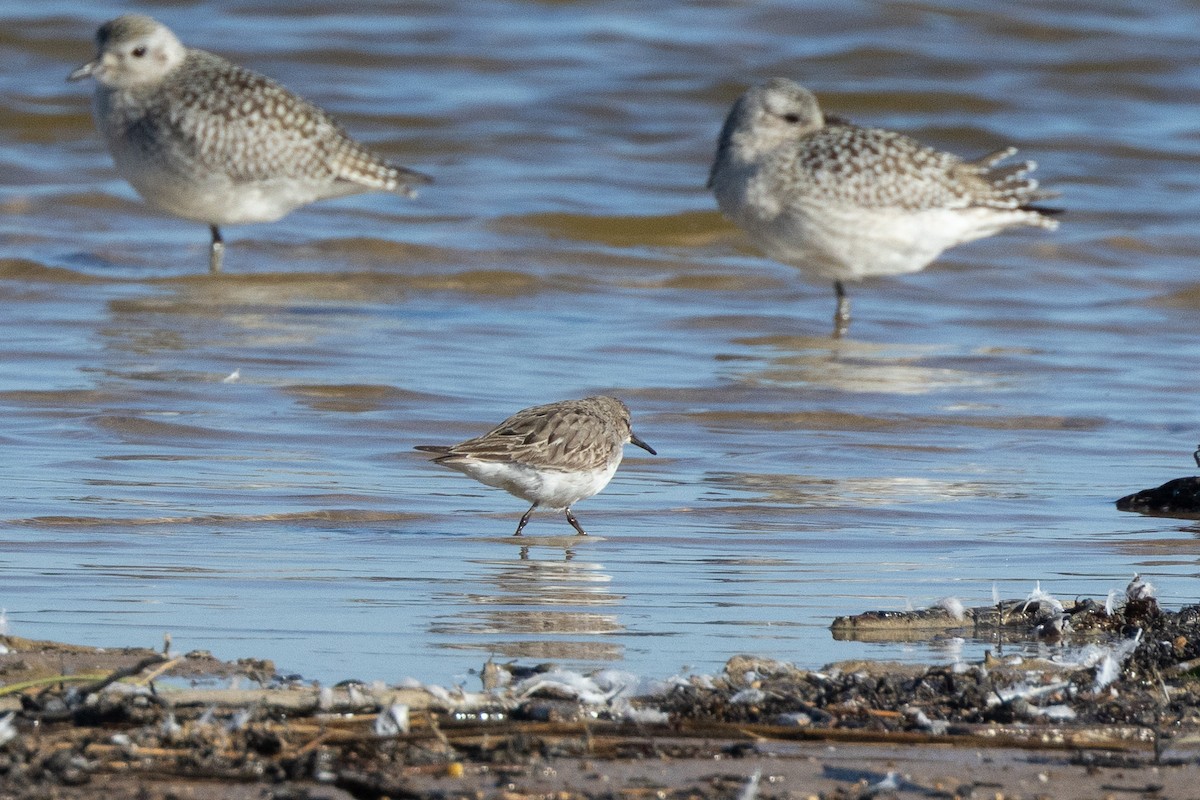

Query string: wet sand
1 737 1190 800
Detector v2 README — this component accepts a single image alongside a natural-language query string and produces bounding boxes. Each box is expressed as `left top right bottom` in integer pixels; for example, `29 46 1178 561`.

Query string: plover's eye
132 46 148 58
783 113 801 123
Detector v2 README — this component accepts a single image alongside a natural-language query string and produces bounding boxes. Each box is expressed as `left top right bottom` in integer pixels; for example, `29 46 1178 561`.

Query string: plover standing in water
68 14 431 273
416 396 656 536
708 77 1058 334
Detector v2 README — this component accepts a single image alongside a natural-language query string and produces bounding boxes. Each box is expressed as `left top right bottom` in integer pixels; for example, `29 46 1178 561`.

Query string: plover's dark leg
209 225 225 274
514 503 537 536
564 507 588 536
833 280 851 337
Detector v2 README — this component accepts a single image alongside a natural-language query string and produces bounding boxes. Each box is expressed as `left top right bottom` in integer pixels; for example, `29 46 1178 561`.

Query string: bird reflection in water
432 544 625 663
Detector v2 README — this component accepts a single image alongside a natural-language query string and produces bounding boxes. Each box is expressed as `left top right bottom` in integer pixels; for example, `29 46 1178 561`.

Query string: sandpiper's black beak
630 433 656 455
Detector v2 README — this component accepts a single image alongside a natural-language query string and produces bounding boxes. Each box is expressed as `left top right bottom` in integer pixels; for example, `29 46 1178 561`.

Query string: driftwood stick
0 673 110 697
70 654 169 698
136 657 184 686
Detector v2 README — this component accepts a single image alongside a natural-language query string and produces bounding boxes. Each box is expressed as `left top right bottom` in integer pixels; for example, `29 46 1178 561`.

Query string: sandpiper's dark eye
131 46 147 58
783 113 801 123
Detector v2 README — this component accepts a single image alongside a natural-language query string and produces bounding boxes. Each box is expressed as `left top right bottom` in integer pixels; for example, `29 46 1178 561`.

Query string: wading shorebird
69 14 431 273
708 77 1058 334
416 396 656 536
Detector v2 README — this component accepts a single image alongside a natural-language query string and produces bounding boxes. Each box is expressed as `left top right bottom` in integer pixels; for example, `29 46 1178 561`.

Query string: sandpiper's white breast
457 459 622 511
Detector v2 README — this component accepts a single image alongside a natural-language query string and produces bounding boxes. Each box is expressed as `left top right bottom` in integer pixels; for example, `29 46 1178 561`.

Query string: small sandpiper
69 14 431 273
416 396 656 536
708 77 1058 334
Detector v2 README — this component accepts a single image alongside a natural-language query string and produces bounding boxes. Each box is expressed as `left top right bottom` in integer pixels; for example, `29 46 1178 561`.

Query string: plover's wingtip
972 146 1019 169
1026 206 1063 229
393 167 433 198
397 166 434 184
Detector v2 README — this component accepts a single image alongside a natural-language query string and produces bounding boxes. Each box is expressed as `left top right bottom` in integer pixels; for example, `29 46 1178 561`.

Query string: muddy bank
2 581 1200 799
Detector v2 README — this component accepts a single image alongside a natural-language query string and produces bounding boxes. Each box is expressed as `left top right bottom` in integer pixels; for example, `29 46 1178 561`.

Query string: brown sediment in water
4 587 1200 799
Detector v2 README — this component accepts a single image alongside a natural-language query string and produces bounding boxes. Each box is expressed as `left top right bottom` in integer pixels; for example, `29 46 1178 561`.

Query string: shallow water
2 0 1200 684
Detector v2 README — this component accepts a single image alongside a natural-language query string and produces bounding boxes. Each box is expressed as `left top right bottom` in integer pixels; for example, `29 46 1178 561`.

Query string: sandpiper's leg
209 225 224 274
514 503 537 536
564 507 587 536
833 280 850 337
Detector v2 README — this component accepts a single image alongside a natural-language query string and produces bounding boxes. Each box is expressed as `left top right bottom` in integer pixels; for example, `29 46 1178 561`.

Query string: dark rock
1116 476 1200 515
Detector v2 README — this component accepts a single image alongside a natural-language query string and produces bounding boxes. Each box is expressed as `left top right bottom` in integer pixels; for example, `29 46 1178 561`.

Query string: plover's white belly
109 140 355 225
459 460 622 510
734 196 1037 283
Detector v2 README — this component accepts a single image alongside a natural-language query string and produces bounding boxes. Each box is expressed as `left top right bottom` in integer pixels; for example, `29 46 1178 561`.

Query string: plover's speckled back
416 396 656 537
708 77 1058 333
69 14 431 273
